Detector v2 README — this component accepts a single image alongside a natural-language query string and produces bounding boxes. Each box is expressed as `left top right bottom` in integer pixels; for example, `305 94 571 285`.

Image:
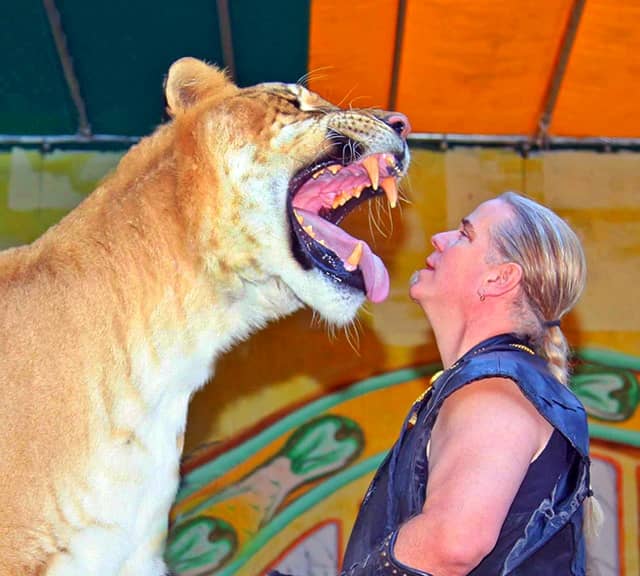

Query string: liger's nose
383 112 411 139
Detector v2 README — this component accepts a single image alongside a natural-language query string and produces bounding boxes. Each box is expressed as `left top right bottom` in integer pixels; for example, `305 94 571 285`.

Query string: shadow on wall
184 306 389 452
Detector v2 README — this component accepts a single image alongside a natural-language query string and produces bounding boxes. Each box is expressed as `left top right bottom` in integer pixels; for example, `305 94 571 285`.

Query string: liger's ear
164 57 238 116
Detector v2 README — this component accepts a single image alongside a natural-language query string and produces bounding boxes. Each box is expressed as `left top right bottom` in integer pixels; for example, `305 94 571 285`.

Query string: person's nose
431 230 454 251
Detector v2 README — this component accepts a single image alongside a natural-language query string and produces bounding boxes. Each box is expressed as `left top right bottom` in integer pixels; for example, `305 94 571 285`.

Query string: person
272 191 597 576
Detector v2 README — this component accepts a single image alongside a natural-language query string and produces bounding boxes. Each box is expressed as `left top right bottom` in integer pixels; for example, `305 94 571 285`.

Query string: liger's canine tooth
327 164 341 175
381 178 398 208
362 156 379 190
303 224 316 238
345 242 363 271
295 210 304 224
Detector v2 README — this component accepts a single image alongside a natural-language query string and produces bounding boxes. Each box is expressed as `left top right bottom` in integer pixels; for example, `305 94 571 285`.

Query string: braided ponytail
542 325 571 385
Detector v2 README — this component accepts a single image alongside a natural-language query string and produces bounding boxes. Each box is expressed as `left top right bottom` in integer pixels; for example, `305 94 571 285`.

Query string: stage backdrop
0 146 638 576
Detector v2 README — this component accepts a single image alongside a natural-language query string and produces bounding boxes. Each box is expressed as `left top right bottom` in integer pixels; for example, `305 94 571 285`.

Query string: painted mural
1 146 638 575
166 358 639 576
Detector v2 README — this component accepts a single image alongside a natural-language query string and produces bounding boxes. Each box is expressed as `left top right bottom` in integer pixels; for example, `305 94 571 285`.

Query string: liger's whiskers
297 66 334 86
383 199 395 236
398 191 412 206
343 320 361 356
373 199 386 237
309 140 339 165
395 191 412 223
367 201 377 241
335 85 359 109
327 321 338 342
343 140 358 165
347 96 373 110
378 197 394 237
403 171 416 198
369 199 389 238
353 314 365 337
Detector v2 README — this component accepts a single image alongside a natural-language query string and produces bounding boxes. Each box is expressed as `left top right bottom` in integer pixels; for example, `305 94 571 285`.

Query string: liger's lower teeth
345 242 363 271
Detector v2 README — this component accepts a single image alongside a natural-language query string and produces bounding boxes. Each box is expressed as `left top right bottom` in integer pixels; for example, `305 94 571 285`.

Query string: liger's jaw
287 143 406 303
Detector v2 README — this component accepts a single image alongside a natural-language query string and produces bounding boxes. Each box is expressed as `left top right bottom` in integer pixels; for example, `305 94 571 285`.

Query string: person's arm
393 377 553 576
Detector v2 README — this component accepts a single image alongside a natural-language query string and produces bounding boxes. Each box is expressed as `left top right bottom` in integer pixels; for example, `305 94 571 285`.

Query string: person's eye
458 228 470 240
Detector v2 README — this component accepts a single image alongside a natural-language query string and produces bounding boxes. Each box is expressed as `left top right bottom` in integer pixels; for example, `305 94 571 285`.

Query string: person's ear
483 262 523 297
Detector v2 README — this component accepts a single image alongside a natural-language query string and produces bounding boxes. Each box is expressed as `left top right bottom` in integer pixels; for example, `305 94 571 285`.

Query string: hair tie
543 319 561 328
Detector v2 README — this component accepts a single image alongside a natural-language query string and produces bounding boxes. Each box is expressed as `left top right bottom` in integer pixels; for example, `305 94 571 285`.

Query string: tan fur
0 58 409 575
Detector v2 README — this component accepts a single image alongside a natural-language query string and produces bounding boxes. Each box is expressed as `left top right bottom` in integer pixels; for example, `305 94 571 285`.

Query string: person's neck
431 311 517 369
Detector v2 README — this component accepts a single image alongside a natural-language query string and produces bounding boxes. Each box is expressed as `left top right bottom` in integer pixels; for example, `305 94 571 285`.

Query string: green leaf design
571 361 639 422
278 414 364 479
166 516 237 575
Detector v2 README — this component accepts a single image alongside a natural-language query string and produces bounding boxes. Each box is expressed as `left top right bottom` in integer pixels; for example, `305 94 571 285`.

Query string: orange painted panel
395 0 574 135
308 0 399 109
551 0 640 138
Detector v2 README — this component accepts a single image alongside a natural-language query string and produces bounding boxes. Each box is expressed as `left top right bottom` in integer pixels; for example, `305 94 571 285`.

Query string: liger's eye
282 93 302 110
280 85 304 109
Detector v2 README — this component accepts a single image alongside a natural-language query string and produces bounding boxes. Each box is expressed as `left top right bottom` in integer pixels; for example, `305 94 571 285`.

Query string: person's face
409 198 514 312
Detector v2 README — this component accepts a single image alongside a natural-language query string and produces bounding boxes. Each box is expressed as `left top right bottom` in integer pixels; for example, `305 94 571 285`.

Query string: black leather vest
343 334 591 575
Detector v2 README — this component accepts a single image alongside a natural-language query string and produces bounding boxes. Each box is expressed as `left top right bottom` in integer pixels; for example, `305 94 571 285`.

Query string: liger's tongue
295 209 390 303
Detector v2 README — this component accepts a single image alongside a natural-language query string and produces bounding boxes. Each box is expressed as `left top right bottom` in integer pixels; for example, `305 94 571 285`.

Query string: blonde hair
491 193 602 552
491 191 587 385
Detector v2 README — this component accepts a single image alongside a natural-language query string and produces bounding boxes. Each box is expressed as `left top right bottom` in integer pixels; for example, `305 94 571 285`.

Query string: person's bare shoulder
432 376 553 470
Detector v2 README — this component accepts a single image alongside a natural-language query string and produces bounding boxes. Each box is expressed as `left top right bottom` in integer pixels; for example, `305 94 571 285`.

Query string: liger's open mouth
288 140 406 303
